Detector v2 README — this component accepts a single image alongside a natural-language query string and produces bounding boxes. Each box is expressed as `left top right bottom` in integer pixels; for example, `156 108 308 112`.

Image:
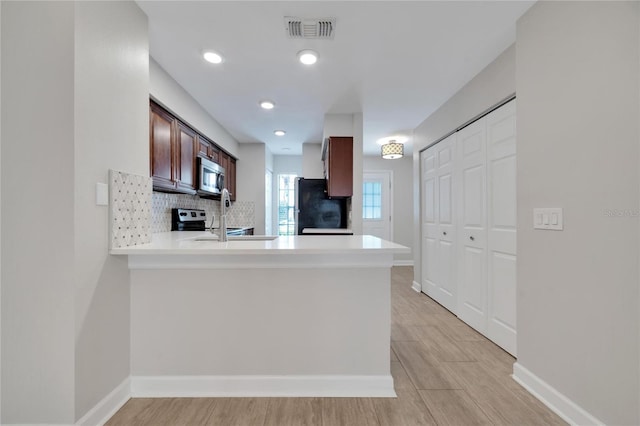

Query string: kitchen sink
190 234 278 242
191 234 220 241
228 235 278 241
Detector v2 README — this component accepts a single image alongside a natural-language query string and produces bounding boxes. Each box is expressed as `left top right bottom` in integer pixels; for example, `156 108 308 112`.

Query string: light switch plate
96 182 109 206
533 208 563 230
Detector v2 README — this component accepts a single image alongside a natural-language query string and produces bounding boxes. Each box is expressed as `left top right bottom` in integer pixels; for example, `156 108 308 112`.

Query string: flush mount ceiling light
259 100 275 110
297 49 318 65
203 51 223 64
381 140 404 160
377 135 409 145
274 130 286 136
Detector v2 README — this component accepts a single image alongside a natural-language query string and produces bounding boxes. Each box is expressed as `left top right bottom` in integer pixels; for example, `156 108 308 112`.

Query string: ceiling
138 1 534 156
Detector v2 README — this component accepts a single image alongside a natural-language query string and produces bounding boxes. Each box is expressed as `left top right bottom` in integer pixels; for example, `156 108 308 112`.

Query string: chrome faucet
208 212 216 234
219 188 231 242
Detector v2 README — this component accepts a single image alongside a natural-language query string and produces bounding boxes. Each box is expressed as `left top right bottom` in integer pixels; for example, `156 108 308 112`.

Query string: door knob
470 236 475 241
443 231 447 236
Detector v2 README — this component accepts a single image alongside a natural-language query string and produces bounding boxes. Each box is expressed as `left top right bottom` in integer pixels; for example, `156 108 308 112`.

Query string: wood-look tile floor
106 267 565 426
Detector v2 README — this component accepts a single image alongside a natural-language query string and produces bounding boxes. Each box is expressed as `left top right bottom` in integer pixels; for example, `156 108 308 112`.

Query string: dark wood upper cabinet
218 151 231 196
150 100 238 199
322 136 353 198
198 137 211 159
197 135 220 164
209 145 220 164
228 158 237 201
176 121 197 194
150 103 176 191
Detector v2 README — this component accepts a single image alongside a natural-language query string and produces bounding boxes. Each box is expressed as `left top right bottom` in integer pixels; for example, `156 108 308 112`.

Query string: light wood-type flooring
106 266 565 426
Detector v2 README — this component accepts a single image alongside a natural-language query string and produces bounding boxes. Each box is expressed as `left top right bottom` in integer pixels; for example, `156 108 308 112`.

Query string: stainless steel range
171 208 253 236
171 208 207 231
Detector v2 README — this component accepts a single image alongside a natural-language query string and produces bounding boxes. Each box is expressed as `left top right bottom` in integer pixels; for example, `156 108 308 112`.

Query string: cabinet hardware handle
470 236 475 241
443 232 447 236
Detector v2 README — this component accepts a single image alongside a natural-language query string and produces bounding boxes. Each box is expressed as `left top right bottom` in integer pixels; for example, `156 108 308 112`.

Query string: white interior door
420 134 457 312
434 136 457 312
363 171 392 240
457 118 488 334
486 100 517 355
421 148 438 297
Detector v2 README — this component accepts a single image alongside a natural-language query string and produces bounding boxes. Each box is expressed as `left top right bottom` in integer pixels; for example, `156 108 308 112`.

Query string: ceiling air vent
285 17 335 39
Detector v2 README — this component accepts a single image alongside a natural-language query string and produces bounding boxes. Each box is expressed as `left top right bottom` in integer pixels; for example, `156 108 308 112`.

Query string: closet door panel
486 100 517 355
462 165 485 228
457 119 488 333
435 136 456 311
421 147 439 297
461 246 486 319
491 156 517 230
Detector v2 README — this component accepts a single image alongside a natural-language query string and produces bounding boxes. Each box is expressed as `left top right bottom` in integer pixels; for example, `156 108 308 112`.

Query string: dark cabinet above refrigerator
322 136 353 197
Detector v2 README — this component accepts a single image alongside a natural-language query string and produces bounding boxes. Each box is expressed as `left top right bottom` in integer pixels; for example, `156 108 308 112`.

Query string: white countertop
110 231 409 256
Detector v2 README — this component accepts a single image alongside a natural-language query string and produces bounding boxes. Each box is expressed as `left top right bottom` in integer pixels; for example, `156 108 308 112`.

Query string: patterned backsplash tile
151 192 255 233
109 170 152 248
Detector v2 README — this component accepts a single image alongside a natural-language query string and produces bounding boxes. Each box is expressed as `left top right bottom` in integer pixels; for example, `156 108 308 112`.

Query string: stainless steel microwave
197 157 225 196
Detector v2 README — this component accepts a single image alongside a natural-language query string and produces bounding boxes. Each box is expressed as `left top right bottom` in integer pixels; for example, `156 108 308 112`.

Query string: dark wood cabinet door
198 136 211 160
219 151 230 188
228 158 237 201
176 121 197 193
150 104 176 191
210 145 220 164
325 137 353 197
149 100 238 199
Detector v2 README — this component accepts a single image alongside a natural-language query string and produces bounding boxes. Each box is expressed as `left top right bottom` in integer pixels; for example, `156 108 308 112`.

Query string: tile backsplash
109 170 152 248
151 192 255 233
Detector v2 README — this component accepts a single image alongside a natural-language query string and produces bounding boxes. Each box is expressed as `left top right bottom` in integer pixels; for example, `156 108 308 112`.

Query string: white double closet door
421 99 517 356
421 135 457 313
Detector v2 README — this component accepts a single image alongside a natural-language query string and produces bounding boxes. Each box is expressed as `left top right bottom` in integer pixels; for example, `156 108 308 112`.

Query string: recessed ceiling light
297 49 318 65
274 130 286 136
203 51 223 64
260 100 275 110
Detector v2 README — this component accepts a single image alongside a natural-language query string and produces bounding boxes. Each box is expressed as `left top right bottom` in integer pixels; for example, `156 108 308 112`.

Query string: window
278 174 297 235
363 181 382 219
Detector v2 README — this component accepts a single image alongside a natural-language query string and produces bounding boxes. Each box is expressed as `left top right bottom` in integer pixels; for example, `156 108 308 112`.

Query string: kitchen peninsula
112 232 409 398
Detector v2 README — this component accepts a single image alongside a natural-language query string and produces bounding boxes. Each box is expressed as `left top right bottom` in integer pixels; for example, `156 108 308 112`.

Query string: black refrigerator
295 178 349 235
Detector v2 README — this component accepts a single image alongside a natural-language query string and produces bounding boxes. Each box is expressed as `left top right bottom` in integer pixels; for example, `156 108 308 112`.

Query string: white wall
1 2 149 423
273 155 303 177
323 114 354 141
363 156 413 264
149 58 239 158
1 2 76 423
0 3 3 420
412 45 515 287
74 1 148 420
352 114 364 235
266 147 274 172
302 143 323 178
265 149 274 235
237 143 267 235
515 2 639 424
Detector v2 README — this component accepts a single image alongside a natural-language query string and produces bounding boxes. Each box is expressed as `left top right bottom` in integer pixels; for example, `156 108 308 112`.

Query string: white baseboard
411 280 421 293
76 377 131 426
131 375 396 398
393 260 414 267
512 363 604 426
